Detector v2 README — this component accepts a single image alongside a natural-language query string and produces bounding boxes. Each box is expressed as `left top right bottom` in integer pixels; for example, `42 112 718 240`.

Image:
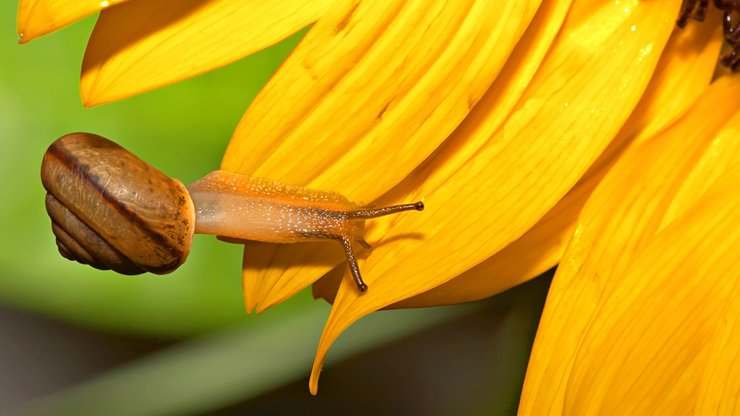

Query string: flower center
677 0 740 71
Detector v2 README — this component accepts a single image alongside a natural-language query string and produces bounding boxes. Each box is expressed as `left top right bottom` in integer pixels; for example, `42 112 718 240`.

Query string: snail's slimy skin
188 170 365 245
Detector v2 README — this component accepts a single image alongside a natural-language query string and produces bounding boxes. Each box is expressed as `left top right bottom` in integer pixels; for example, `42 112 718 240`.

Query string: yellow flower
19 0 739 410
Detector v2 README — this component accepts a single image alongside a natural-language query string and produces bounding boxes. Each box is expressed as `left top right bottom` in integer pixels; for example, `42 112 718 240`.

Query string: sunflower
18 0 740 411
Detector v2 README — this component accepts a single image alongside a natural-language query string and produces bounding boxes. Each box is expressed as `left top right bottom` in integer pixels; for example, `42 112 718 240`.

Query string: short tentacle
336 236 367 292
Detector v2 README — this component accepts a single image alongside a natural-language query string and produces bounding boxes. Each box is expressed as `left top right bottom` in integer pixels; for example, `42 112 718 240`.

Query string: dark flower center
677 0 740 71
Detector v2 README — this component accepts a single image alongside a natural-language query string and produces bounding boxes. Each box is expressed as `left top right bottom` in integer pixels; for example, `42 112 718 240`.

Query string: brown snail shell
40 133 195 275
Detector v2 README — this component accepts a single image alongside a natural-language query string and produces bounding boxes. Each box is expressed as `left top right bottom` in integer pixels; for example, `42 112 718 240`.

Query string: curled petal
81 0 333 106
519 77 740 415
394 8 723 308
17 0 131 43
311 0 678 394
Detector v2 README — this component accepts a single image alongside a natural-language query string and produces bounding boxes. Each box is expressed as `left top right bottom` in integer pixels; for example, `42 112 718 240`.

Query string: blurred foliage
19 275 552 416
22 304 473 416
0 2 311 336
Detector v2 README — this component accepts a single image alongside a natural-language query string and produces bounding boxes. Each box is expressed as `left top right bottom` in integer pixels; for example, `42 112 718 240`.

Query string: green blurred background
1 2 309 336
0 2 551 414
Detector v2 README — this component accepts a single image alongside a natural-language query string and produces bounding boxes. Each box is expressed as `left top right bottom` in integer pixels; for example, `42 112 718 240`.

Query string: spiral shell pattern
41 133 195 274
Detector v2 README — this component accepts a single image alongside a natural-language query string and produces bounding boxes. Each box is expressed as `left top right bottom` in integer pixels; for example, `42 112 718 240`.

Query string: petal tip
309 369 320 396
81 87 113 108
80 87 100 108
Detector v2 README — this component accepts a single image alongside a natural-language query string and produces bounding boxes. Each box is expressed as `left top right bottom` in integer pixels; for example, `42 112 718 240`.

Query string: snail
41 133 424 292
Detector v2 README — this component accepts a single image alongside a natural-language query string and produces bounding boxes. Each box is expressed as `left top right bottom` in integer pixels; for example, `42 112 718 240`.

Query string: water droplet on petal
638 44 654 63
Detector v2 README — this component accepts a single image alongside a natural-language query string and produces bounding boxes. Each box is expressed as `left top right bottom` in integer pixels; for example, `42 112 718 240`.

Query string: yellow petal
660 111 740 227
242 243 344 313
519 77 740 415
393 8 724 308
233 0 544 311
81 0 333 106
17 0 130 43
311 0 678 394
696 279 740 415
565 170 740 414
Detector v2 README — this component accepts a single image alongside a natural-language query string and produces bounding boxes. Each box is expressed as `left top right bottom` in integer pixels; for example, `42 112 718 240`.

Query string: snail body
41 133 423 292
189 170 366 244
